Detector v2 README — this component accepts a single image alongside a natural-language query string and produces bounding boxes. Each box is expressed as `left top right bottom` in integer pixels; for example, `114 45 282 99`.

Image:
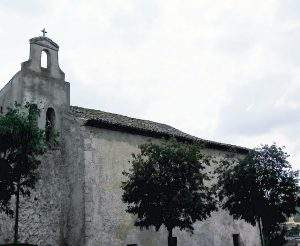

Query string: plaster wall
60 114 87 246
0 35 69 136
0 72 23 114
81 127 261 246
0 69 70 134
19 69 70 133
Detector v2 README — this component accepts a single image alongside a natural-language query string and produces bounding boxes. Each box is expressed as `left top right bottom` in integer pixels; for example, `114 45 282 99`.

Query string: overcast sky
0 0 299 169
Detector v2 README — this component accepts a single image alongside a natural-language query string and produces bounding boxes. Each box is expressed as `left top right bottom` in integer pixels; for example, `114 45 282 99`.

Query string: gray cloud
217 75 300 136
0 0 299 168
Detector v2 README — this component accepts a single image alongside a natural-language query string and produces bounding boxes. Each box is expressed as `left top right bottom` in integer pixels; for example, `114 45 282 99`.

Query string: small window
0 106 3 114
232 234 240 246
45 107 55 142
41 50 49 69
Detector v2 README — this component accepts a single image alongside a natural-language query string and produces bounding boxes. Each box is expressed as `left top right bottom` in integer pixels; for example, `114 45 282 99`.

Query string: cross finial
41 28 47 37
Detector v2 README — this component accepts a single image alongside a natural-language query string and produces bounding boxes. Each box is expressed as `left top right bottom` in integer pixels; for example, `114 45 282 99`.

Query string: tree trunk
168 228 172 246
14 180 21 243
258 218 264 246
168 228 177 246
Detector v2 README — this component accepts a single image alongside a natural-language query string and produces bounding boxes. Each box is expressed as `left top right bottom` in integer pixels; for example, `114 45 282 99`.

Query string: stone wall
0 149 67 245
0 113 86 246
0 116 261 246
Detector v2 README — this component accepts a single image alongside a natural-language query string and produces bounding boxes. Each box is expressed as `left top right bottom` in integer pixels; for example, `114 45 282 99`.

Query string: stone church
0 35 260 246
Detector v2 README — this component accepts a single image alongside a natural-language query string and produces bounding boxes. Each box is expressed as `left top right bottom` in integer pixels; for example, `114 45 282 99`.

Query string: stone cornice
30 36 59 49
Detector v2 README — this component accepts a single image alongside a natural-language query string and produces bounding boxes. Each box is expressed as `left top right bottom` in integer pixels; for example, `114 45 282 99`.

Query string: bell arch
41 49 50 69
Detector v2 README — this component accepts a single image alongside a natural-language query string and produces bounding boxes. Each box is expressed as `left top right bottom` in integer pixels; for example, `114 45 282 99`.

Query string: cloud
217 75 300 136
0 0 299 168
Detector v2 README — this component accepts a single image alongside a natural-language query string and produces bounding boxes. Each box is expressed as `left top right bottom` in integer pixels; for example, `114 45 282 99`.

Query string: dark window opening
41 50 50 69
45 107 55 142
0 106 3 114
232 234 240 246
28 103 38 124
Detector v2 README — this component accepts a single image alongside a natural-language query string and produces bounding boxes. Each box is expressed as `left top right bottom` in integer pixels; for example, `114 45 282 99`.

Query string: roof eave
85 118 249 154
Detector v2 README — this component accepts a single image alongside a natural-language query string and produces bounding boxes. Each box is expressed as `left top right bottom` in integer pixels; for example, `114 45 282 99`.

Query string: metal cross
41 28 47 37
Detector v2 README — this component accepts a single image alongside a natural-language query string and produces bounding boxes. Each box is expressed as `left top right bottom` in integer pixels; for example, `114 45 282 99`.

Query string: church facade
0 36 260 246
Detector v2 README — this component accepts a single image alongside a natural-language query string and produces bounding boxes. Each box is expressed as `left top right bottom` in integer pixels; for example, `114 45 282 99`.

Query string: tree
287 224 300 237
216 144 299 246
0 103 56 243
122 138 217 246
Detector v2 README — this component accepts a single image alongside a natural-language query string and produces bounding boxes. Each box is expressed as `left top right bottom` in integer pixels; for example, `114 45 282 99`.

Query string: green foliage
122 138 217 236
0 103 57 214
216 144 299 244
287 225 300 237
45 123 59 148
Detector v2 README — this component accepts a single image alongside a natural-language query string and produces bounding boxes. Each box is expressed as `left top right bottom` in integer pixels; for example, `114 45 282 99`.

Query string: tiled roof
69 106 249 154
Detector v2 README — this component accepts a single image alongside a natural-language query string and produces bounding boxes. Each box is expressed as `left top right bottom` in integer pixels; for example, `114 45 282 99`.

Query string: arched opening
41 50 50 69
45 107 55 142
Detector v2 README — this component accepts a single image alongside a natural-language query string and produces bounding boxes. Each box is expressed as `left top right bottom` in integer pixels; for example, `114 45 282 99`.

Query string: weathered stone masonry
0 35 260 246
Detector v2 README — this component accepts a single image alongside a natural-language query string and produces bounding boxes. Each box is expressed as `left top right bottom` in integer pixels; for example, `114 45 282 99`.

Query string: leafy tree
122 138 217 245
0 103 56 243
216 144 299 246
287 224 300 237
